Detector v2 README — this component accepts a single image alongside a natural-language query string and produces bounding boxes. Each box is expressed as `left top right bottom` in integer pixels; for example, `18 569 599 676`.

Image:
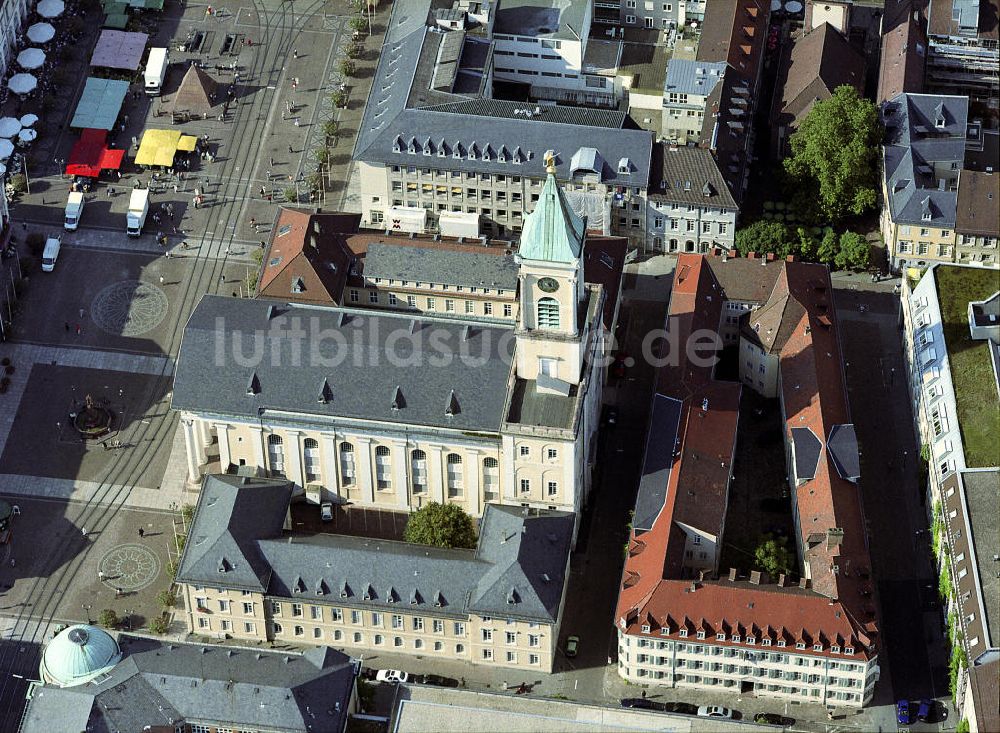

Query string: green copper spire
518 155 585 264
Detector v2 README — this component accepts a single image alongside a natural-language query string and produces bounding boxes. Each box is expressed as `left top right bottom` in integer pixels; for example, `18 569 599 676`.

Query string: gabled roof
518 167 585 264
256 208 358 304
175 475 293 591
773 23 865 131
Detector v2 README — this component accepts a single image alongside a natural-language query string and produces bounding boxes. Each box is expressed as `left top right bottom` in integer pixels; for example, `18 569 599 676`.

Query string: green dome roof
39 624 122 687
518 169 584 264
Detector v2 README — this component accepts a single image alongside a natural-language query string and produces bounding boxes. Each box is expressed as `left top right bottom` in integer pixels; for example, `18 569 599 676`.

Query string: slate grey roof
827 424 861 481
22 637 357 733
355 0 652 186
185 483 576 623
791 426 823 482
171 296 515 433
664 59 727 98
962 469 1000 649
882 93 969 227
494 0 590 40
649 143 739 209
634 394 682 532
506 378 577 430
176 475 293 591
362 243 519 290
471 504 575 620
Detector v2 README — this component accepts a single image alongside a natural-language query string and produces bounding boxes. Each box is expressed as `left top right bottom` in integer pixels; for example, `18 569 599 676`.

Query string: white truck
144 48 169 95
41 237 61 272
126 189 149 237
64 191 84 231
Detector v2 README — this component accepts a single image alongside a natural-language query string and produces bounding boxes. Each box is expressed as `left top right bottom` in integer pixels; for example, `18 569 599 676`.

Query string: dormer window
732 634 740 643
844 646 854 654
618 157 631 175
468 143 478 160
831 645 840 653
678 629 688 638
746 636 755 645
641 624 651 633
796 642 806 650
777 640 786 648
813 643 823 651
392 135 404 153
696 631 706 639
762 638 772 647
716 633 726 641
453 142 463 159
407 138 418 154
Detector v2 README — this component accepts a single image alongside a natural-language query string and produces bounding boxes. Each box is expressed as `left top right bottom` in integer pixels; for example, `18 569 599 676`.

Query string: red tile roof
616 254 878 657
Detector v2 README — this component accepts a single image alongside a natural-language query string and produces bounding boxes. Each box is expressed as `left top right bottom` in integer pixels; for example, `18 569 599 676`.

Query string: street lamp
82 603 92 623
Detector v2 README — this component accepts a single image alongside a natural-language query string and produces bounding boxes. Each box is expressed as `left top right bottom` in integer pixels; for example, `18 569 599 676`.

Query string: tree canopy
784 85 882 224
734 220 795 258
403 502 478 549
753 534 794 578
834 230 871 270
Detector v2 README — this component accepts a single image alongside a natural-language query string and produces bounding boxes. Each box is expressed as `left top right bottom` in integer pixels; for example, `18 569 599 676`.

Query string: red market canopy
66 129 125 178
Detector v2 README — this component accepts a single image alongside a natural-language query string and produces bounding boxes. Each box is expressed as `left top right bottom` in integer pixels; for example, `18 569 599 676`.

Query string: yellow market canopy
134 129 198 167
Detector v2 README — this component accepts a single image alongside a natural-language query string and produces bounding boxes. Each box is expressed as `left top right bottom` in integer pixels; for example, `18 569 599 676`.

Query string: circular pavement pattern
91 280 169 337
99 543 160 592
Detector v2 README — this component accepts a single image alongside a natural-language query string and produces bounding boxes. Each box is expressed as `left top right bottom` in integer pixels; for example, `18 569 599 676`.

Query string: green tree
834 230 871 271
753 534 793 577
784 85 882 223
349 16 368 34
98 609 119 628
331 90 348 108
795 227 818 261
734 220 791 258
339 59 356 77
148 616 170 634
9 174 27 195
156 589 176 609
404 502 477 549
816 228 839 265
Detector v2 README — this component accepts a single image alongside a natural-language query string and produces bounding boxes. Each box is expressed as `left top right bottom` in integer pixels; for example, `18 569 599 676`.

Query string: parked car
375 669 409 683
620 698 665 711
697 706 734 719
917 698 933 723
662 702 698 716
896 699 911 725
414 674 459 688
754 712 796 726
564 635 579 657
320 501 333 522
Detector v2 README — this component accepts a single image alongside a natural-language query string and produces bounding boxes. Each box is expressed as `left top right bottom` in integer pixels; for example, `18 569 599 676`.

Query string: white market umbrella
17 48 46 70
8 74 38 95
26 22 56 44
20 114 38 127
0 118 22 138
0 140 14 160
18 128 37 143
37 0 65 18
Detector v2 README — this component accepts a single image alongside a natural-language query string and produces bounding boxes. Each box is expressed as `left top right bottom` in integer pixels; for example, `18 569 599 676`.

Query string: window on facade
407 295 416 307
454 622 466 636
520 478 531 493
411 449 427 493
537 297 560 329
483 457 499 499
375 445 392 489
303 438 320 482
392 614 404 629
547 481 558 497
483 302 493 316
267 435 285 477
339 442 355 485
292 603 303 617
447 453 464 497
503 303 513 317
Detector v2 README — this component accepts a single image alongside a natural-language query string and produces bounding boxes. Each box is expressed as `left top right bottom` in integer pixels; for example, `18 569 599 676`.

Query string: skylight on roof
277 224 292 237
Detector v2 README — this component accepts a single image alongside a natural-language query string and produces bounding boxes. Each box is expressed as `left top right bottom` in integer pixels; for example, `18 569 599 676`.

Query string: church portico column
356 437 375 505
321 435 339 501
215 424 232 473
392 440 410 510
466 447 482 517
182 418 200 483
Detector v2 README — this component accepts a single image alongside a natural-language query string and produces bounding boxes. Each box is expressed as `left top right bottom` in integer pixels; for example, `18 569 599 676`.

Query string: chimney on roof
826 528 845 549
785 255 796 262
777 573 786 587
747 252 756 259
688 582 698 593
799 577 809 590
749 570 762 585
766 253 776 261
728 567 738 582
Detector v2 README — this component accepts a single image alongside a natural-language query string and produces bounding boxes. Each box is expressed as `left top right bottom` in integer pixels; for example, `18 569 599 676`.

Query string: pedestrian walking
107 187 113 198
249 217 256 228
266 169 271 180
288 145 293 154
81 527 87 536
98 570 105 582
165 251 172 259
115 587 122 598
173 184 178 193
159 275 164 285
219 274 225 285
138 527 145 538
269 156 274 167
80 308 86 319
294 117 300 126
76 323 81 335
293 49 298 58
260 185 267 196
65 321 70 332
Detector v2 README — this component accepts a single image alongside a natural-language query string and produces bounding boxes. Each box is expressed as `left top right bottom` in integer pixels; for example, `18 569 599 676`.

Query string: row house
176 476 575 673
616 255 878 708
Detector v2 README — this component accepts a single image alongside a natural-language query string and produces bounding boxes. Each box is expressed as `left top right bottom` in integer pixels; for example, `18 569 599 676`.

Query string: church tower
515 154 588 392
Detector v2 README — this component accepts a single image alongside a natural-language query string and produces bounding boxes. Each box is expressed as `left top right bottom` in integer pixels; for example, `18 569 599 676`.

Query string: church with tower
172 161 614 529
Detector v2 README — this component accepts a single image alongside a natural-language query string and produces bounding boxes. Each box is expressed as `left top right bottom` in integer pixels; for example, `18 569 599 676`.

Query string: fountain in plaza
71 394 114 439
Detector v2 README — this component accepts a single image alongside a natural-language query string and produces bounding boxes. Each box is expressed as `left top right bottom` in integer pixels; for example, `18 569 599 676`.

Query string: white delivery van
144 48 169 95
64 191 84 231
126 189 149 236
41 237 61 272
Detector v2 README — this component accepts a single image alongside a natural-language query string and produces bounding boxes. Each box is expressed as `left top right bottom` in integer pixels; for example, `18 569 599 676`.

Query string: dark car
896 700 911 725
662 702 698 715
414 673 460 688
754 712 796 726
620 698 666 711
917 698 933 722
